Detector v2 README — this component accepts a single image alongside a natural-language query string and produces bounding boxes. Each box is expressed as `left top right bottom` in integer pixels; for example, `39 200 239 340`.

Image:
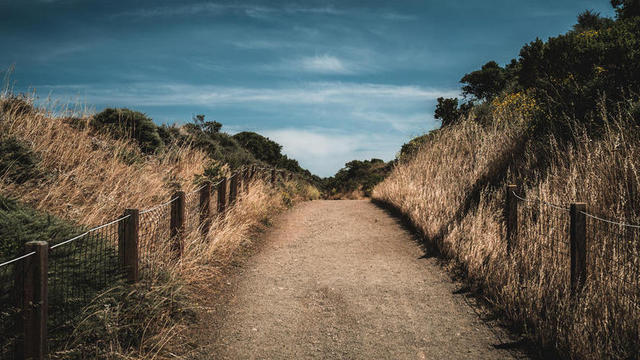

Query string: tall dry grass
0 93 312 358
373 103 640 359
0 95 209 226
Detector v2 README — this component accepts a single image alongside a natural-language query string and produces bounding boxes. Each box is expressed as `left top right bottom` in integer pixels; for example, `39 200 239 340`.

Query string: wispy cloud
114 2 415 22
37 81 458 107
115 3 343 19
298 55 350 74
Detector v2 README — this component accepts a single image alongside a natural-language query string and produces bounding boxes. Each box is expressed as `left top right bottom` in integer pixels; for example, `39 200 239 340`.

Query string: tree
611 0 640 19
192 114 222 135
92 108 163 153
434 97 460 126
460 61 507 101
232 131 283 164
573 10 614 32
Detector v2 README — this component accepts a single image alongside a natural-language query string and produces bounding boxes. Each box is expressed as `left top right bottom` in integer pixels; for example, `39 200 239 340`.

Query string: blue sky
1 0 615 176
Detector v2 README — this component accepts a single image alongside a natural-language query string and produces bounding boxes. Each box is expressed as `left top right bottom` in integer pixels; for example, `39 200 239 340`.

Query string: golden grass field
373 100 640 359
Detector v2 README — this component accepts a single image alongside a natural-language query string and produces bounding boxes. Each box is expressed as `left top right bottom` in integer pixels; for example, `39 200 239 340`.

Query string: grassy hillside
373 3 640 359
0 92 318 358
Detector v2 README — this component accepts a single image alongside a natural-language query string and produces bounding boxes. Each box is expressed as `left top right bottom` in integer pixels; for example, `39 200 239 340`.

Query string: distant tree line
84 108 316 182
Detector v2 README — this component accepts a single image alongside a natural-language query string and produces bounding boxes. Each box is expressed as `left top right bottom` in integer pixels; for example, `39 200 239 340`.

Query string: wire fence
511 189 640 317
585 211 640 314
47 217 126 351
0 255 27 360
515 193 571 284
0 165 293 359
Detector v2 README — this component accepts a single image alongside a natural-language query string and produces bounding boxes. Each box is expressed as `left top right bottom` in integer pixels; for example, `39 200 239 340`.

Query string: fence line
506 185 640 312
0 164 298 359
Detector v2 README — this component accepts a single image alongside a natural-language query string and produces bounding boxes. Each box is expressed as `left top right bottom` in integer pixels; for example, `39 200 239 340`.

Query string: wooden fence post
170 191 186 257
23 241 48 360
199 182 211 236
217 177 227 214
229 174 238 205
570 203 587 294
243 167 250 193
271 169 276 184
505 185 518 254
119 209 139 283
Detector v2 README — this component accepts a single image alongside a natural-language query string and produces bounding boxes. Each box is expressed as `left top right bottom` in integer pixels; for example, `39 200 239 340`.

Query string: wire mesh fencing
138 200 174 277
510 188 640 334
513 192 572 302
47 216 126 351
0 255 29 360
586 211 640 319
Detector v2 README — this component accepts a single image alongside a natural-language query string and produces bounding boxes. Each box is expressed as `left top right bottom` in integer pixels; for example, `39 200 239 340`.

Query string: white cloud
37 81 458 107
298 55 350 74
260 128 400 176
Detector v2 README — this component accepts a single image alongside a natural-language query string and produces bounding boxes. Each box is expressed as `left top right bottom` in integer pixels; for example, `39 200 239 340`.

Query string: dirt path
208 200 524 359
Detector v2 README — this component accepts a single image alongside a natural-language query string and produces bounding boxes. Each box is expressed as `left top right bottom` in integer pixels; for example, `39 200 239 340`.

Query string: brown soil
197 200 526 359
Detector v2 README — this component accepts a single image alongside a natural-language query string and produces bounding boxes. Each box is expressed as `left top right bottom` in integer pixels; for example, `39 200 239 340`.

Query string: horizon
1 0 615 177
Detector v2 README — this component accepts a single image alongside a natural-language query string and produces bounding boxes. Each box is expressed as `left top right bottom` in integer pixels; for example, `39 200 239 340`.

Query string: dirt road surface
208 200 524 359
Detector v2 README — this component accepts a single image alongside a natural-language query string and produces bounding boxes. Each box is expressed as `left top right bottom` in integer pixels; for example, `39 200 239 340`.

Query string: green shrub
0 196 78 259
91 108 163 153
0 136 42 184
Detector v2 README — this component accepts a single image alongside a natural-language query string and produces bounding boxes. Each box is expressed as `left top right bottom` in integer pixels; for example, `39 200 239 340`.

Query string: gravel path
209 200 524 359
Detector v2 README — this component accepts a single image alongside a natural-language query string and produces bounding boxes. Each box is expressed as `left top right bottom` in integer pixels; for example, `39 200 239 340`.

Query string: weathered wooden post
217 177 227 214
271 169 276 184
170 191 186 257
570 203 587 294
23 241 48 360
229 174 238 205
199 182 211 236
119 209 139 283
505 185 518 254
243 167 250 193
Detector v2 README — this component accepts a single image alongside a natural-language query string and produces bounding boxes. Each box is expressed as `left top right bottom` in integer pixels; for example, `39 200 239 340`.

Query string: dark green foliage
192 114 222 135
447 6 640 137
611 0 640 19
434 98 460 126
232 131 313 177
232 131 282 164
574 10 615 32
434 98 473 127
515 16 640 134
398 130 439 161
0 137 42 184
0 196 78 260
461 61 507 101
91 108 163 153
323 159 393 197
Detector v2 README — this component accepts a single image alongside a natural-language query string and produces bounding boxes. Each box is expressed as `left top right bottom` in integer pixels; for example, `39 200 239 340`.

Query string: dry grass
0 93 315 358
373 103 640 359
0 96 209 226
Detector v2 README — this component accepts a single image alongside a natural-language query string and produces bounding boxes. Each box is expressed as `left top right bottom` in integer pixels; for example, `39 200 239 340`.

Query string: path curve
210 200 522 359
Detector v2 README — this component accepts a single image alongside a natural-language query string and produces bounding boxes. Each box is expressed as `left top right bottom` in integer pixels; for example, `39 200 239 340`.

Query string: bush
91 108 163 153
0 136 42 184
0 196 78 259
